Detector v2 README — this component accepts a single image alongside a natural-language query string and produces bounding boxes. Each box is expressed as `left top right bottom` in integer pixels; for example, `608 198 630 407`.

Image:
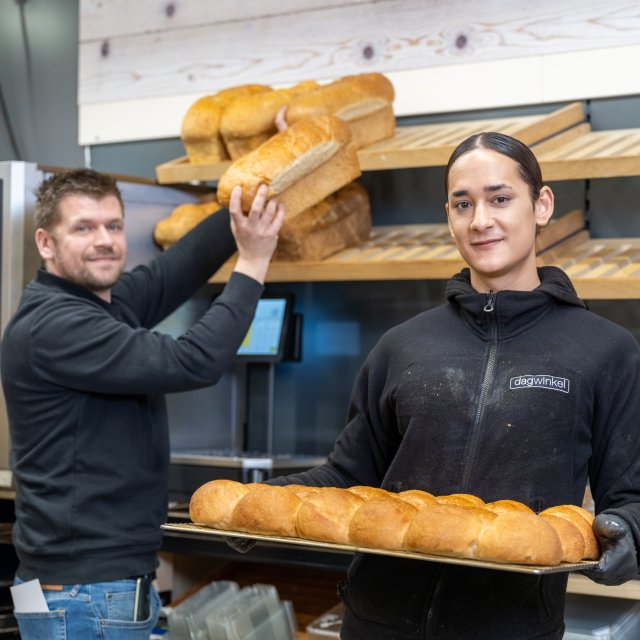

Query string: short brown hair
35 168 124 231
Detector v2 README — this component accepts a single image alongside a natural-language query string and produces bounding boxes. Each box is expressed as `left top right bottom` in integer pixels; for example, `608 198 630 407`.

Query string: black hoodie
1 209 263 584
271 266 640 639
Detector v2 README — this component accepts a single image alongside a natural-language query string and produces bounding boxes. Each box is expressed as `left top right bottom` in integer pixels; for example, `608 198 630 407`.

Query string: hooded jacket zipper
461 290 497 491
425 291 497 636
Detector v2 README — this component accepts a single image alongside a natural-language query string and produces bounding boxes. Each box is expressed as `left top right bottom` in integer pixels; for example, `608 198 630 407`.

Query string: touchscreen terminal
236 296 291 362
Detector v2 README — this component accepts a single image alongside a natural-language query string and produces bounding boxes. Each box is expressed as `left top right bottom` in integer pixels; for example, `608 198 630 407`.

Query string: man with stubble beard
1 168 284 639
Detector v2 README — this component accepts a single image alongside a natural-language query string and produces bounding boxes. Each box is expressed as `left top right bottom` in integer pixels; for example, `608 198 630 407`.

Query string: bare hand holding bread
189 479 600 567
217 114 361 221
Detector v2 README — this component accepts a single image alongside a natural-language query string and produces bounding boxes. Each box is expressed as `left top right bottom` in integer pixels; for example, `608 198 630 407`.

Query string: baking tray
161 523 599 575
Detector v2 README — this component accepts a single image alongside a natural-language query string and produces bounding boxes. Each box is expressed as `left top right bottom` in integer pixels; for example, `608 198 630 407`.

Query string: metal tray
161 522 599 575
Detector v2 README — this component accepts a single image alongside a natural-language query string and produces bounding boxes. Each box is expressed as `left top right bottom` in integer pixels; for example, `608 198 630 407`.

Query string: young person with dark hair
255 132 640 639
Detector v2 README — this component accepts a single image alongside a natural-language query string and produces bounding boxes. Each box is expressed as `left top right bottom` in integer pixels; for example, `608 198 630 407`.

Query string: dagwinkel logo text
509 375 570 393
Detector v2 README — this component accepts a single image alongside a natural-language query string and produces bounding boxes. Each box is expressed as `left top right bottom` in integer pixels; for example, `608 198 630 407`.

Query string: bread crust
476 512 563 565
273 182 371 262
153 200 221 250
181 84 271 163
189 480 600 566
286 73 395 149
404 504 495 558
217 114 361 220
296 487 364 544
346 485 396 501
540 513 586 563
349 497 417 549
189 479 250 529
539 505 599 559
396 489 437 510
482 499 535 515
220 81 319 159
230 484 301 537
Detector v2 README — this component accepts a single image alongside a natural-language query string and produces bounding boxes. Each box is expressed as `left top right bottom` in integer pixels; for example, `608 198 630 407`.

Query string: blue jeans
13 576 161 640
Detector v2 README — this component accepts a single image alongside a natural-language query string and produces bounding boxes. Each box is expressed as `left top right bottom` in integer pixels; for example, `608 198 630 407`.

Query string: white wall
78 0 640 144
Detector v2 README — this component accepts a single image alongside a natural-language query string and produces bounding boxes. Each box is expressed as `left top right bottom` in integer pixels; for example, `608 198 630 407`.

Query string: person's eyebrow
485 183 513 192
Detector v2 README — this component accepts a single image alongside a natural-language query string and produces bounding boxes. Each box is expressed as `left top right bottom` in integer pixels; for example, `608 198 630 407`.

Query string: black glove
225 536 256 554
581 513 639 586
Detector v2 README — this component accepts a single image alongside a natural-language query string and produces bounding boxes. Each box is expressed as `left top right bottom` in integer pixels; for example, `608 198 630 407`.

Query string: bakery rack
154 100 640 299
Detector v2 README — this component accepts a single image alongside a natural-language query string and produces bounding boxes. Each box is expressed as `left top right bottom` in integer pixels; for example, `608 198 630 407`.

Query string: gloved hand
225 536 256 554
581 513 639 586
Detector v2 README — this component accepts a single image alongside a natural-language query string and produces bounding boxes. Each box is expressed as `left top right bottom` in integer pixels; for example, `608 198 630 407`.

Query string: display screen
236 297 291 361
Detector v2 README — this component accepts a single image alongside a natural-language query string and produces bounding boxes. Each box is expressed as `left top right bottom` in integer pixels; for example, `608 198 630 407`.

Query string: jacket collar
35 267 113 309
445 266 586 339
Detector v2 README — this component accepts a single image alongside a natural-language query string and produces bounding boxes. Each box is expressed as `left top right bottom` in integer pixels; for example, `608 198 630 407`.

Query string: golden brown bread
539 505 599 560
230 484 301 537
273 182 371 262
282 484 322 500
396 489 437 509
482 499 535 515
216 114 361 221
540 513 586 563
189 480 600 566
286 73 395 149
296 487 364 544
189 479 251 530
346 485 396 501
220 80 320 159
153 200 222 250
476 512 563 565
404 505 496 558
181 84 271 164
436 493 485 508
349 497 417 550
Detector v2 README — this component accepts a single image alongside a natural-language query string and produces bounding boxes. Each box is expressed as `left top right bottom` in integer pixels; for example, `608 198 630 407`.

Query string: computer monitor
236 295 294 362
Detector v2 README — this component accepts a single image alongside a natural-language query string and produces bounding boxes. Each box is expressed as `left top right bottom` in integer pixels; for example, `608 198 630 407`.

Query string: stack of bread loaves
180 72 395 166
151 182 372 261
189 480 600 567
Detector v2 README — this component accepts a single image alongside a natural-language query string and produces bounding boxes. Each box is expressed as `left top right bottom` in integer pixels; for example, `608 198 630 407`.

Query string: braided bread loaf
189 480 599 566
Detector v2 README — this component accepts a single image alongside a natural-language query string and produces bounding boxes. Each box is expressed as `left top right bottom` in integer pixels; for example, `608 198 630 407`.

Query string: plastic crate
563 593 640 639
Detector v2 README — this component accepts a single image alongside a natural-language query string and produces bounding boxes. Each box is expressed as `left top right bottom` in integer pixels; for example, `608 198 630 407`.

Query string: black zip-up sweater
1 209 263 584
271 267 640 639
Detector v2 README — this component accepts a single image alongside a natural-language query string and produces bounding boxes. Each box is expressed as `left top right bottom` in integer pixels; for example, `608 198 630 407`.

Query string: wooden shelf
538 235 640 299
155 102 585 184
567 574 640 601
206 211 640 299
209 209 585 283
154 98 640 299
358 102 585 170
535 122 640 180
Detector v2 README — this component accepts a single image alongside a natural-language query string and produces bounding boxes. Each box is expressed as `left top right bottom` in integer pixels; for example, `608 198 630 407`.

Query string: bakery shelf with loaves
155 91 640 299
187 479 600 569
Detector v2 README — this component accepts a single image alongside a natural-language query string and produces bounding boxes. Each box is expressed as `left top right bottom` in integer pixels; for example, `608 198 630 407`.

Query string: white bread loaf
273 182 371 262
219 80 320 159
404 504 497 559
349 497 417 550
181 84 271 164
296 487 364 544
397 489 437 509
230 484 301 537
286 72 395 149
539 505 599 560
216 114 361 221
189 480 600 567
